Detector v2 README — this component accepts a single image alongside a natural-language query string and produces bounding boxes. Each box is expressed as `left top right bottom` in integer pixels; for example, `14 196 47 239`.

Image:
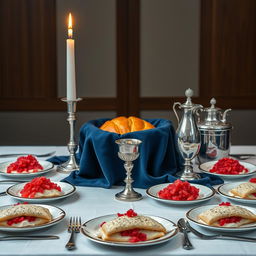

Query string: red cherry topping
209 158 248 175
120 228 147 242
13 202 28 206
7 155 43 173
158 179 199 201
218 216 242 226
219 202 231 206
7 216 36 226
20 177 61 198
100 221 106 227
117 209 138 217
249 178 256 183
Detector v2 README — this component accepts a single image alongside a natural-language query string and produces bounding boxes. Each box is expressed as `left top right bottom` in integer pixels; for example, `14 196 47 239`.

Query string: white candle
66 13 76 101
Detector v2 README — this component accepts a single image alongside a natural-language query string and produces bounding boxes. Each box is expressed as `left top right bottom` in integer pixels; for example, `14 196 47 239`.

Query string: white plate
186 204 256 232
218 182 256 204
199 160 256 178
81 214 178 247
7 181 76 203
0 204 65 232
146 183 215 205
0 160 54 178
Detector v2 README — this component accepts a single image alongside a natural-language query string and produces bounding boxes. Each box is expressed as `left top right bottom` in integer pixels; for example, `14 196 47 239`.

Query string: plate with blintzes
0 155 54 178
186 202 256 232
146 180 215 205
217 179 256 204
199 158 256 178
0 203 65 232
81 209 178 247
6 177 76 203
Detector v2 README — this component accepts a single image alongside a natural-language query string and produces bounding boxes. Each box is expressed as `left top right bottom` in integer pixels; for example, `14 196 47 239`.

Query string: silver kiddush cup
115 138 142 201
173 88 203 180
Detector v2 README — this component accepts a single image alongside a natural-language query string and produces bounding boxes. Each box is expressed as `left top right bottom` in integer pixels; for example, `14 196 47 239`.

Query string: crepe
99 215 166 242
230 182 256 199
0 204 52 227
198 205 256 227
31 189 63 198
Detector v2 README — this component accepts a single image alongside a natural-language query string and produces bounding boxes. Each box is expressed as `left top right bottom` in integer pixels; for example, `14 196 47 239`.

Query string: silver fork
185 219 256 242
65 217 81 250
0 151 56 158
177 218 193 250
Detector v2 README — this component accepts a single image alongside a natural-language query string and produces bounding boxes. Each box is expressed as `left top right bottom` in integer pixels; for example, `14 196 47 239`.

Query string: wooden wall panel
0 0 57 100
116 0 140 116
200 0 256 101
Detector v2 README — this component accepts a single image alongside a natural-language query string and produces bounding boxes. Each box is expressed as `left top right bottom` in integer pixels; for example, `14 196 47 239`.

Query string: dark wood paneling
140 96 256 110
200 0 256 99
127 0 140 116
116 0 140 116
0 98 117 111
0 0 57 99
116 0 129 116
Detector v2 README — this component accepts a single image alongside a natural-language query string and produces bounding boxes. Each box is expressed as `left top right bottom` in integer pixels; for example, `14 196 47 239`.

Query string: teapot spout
222 109 232 123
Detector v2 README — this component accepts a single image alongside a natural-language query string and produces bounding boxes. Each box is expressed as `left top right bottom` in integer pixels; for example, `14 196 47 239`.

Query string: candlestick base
57 97 82 174
57 155 79 173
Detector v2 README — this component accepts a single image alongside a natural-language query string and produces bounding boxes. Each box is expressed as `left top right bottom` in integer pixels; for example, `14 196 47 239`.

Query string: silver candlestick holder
57 98 82 173
115 139 142 201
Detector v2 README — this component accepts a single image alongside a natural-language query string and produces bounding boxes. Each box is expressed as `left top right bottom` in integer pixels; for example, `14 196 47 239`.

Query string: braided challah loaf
100 116 155 134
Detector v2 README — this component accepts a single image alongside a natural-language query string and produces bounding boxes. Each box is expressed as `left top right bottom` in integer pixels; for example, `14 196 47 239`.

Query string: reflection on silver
115 139 142 201
173 88 202 180
197 98 232 164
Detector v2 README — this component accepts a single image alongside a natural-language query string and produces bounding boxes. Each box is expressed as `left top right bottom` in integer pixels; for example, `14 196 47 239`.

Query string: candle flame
68 13 73 38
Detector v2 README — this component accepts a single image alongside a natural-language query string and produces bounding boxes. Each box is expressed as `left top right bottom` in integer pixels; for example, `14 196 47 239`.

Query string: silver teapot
197 98 232 163
173 88 202 180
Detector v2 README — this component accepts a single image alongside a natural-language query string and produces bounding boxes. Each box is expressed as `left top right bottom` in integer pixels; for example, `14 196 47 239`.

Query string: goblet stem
115 160 142 201
178 158 200 180
124 161 134 189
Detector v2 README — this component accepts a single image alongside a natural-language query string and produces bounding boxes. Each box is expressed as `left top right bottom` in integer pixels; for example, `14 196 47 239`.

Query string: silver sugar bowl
197 98 232 164
173 88 203 180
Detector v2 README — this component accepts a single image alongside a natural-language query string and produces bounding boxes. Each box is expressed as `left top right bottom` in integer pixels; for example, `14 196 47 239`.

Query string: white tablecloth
0 145 256 256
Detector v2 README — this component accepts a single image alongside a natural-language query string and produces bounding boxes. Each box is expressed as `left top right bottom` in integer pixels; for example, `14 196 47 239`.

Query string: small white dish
81 214 178 247
146 183 215 205
218 182 256 204
0 160 54 178
0 204 65 232
199 160 256 178
186 204 256 232
7 181 76 203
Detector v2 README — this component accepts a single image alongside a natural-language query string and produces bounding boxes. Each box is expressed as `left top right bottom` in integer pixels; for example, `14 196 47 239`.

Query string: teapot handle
222 108 232 123
194 106 203 123
173 102 182 123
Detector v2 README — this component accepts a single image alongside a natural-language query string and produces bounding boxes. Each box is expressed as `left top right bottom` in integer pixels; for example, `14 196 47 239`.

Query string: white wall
140 0 200 97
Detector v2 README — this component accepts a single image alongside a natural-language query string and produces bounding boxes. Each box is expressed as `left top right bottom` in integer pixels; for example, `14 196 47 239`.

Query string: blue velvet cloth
48 118 223 188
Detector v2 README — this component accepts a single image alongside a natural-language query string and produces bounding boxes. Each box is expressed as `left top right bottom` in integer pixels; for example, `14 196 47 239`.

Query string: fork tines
68 217 81 233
